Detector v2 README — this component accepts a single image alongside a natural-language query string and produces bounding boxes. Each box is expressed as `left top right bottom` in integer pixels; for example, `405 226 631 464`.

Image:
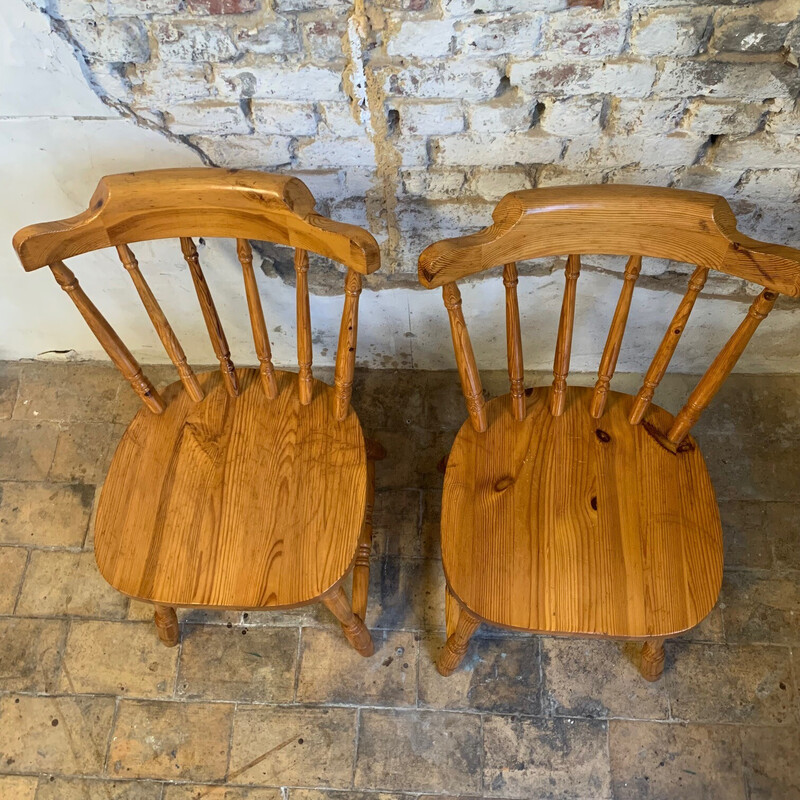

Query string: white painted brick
318 102 366 139
402 169 466 199
295 137 376 169
631 9 710 58
433 131 563 167
606 165 676 189
766 105 800 135
712 134 800 170
155 22 238 62
394 101 465 136
397 200 495 234
547 13 627 58
394 137 429 167
343 168 378 197
132 63 214 102
235 17 300 55
69 18 150 61
302 17 348 63
215 64 342 101
654 61 800 101
387 19 455 58
536 165 606 187
468 168 532 200
252 101 317 136
469 100 533 133
509 59 657 98
385 61 502 101
108 0 184 14
190 134 292 167
734 169 800 203
166 102 250 134
540 96 603 136
672 166 743 197
444 0 565 16
611 98 686 135
54 0 105 19
456 13 544 53
684 99 766 137
564 133 704 169
291 171 342 201
273 0 350 9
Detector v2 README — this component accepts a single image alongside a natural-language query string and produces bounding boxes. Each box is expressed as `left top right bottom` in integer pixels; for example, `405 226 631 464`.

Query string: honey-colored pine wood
154 604 179 647
15 169 382 661
117 244 204 403
668 288 777 444
295 248 313 405
640 638 665 682
352 457 374 621
590 255 641 418
436 605 481 676
503 262 525 421
629 266 709 425
334 269 362 421
181 236 239 398
323 585 374 657
237 238 278 400
49 260 164 414
419 183 800 684
442 281 487 432
550 254 581 416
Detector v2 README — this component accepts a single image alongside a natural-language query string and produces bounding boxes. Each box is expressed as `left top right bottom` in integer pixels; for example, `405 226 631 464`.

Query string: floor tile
0 365 20 421
354 709 482 794
718 500 774 569
676 603 725 643
60 620 178 698
240 604 331 629
0 481 94 547
297 627 416 706
16 549 127 618
372 428 453 490
0 545 28 613
741 725 800 800
667 643 795 724
419 635 540 715
609 721 746 800
163 786 282 800
765 501 800 571
352 368 426 432
541 638 669 720
127 600 240 626
371 489 422 558
229 706 356 788
0 775 37 800
36 777 163 799
48 421 123 483
0 617 66 692
722 570 800 645
0 693 115 775
291 793 408 800
482 715 610 799
0 421 59 480
419 490 442 559
109 700 233 781
177 624 297 703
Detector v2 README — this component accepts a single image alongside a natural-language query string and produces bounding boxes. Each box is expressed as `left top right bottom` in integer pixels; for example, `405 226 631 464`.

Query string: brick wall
45 0 800 293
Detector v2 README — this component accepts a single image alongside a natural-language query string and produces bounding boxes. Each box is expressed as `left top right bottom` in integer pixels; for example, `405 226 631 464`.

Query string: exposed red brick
187 0 259 14
567 0 603 8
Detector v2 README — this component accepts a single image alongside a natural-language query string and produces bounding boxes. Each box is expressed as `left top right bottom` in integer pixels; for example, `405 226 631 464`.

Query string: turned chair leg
640 638 666 681
323 585 374 657
352 438 384 621
437 602 480 677
154 604 179 647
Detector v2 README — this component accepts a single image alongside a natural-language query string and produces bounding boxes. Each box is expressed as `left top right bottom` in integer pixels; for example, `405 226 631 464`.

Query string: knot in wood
494 476 514 492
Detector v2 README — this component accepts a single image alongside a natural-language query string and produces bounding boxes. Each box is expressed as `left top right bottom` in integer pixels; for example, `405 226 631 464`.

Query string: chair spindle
351 456 374 621
442 281 487 433
116 244 203 403
295 248 313 405
334 268 362 422
629 266 709 425
180 237 238 397
550 254 581 416
590 255 642 419
237 238 278 400
503 262 525 421
49 260 164 413
668 288 778 445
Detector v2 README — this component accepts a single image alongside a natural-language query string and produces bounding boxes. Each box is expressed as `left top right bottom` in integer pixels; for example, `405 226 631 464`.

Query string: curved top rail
13 168 381 275
418 184 800 296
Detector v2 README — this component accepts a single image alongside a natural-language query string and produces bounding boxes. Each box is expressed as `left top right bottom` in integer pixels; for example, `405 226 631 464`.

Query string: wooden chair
418 185 800 681
13 167 384 656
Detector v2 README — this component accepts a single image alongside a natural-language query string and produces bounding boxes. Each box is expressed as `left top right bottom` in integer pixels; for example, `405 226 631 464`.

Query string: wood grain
334 269 362 421
550 255 581 417
94 368 367 609
295 248 313 405
503 262 525 421
441 386 723 638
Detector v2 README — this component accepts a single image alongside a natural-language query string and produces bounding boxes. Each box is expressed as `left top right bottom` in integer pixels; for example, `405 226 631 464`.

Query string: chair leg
445 584 459 639
323 585 374 657
437 603 480 677
352 459 376 621
640 638 665 681
154 604 179 647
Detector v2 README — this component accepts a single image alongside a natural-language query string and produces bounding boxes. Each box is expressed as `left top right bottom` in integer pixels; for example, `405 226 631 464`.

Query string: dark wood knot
595 429 611 443
494 476 514 492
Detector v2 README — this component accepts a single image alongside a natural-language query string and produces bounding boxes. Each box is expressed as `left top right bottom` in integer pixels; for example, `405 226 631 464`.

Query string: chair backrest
13 168 381 421
418 184 800 448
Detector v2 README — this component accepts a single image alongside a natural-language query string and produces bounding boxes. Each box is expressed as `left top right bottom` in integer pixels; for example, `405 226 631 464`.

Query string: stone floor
0 360 798 800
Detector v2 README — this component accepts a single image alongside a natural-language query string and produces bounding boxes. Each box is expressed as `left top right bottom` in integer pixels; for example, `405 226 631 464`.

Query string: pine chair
418 185 800 681
13 168 384 657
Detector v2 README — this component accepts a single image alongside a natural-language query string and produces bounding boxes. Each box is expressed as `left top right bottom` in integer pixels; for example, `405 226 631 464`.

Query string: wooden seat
419 184 800 682
13 168 382 657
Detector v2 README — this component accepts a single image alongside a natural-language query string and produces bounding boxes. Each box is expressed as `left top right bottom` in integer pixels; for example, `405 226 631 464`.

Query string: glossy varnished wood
550 254 581 416
94 368 367 609
334 269 362 421
154 604 179 647
295 248 313 406
503 262 525 421
442 386 723 638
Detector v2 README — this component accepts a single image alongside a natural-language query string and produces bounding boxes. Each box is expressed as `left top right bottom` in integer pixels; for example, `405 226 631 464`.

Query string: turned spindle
550 254 581 416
